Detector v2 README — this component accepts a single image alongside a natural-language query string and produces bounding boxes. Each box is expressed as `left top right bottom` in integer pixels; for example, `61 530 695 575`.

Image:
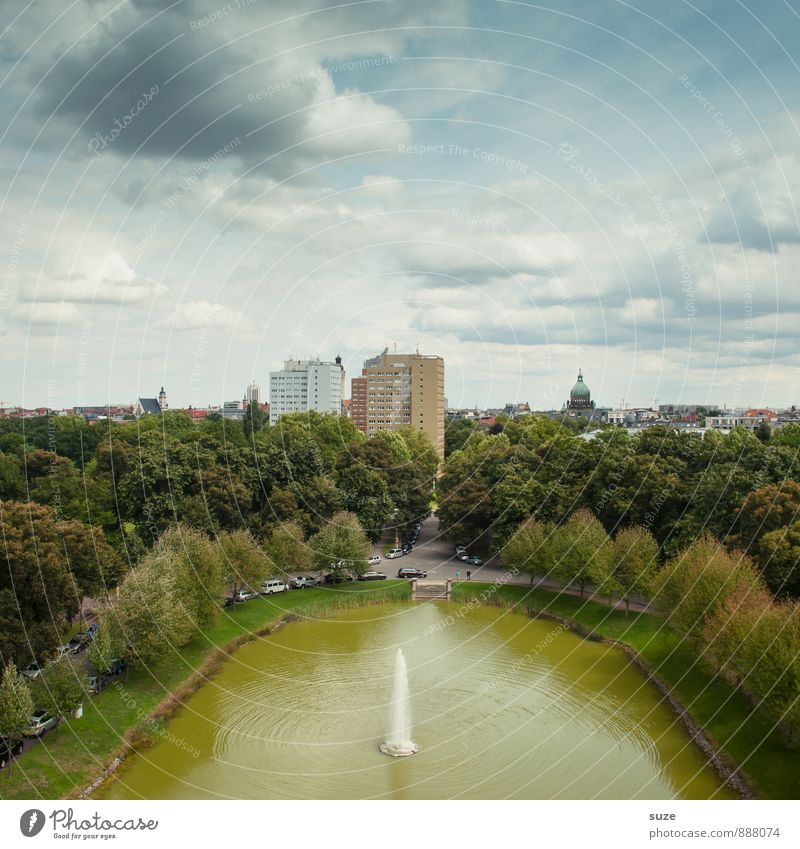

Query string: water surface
100 602 733 799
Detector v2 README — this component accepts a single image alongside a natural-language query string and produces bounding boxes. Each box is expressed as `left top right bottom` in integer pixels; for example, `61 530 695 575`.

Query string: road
372 515 655 613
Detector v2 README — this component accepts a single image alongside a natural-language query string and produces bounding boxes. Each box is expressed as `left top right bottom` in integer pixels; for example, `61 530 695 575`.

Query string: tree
758 521 800 597
308 511 370 577
218 529 272 603
732 481 800 555
265 521 313 577
87 613 123 676
242 403 266 441
39 657 87 741
655 534 766 643
0 663 33 775
502 517 554 583
550 509 611 597
609 526 659 615
336 462 394 542
179 467 252 532
445 418 478 458
0 501 81 664
109 559 182 666
152 525 225 631
437 477 492 548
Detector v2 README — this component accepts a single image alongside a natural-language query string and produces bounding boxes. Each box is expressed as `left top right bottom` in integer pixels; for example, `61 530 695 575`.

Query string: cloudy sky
1 0 799 411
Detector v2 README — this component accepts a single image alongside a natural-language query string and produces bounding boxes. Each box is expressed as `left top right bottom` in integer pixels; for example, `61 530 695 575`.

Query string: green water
99 602 734 799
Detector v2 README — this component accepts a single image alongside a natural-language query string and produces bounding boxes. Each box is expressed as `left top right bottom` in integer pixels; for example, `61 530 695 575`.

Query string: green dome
570 370 590 397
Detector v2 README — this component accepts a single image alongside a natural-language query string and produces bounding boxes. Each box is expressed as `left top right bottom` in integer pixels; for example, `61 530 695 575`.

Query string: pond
99 601 734 799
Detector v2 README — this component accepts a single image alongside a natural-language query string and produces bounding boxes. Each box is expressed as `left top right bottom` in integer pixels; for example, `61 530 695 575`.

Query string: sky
1 0 799 411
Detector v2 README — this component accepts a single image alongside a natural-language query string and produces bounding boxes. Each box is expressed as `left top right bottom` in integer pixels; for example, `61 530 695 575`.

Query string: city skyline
2 2 799 412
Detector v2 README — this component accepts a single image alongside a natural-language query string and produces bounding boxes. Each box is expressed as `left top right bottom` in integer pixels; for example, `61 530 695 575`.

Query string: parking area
372 515 506 581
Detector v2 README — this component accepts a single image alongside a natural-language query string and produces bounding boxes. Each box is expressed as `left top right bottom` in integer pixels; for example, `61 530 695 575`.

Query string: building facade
350 375 368 432
562 369 596 417
269 356 345 424
353 351 445 460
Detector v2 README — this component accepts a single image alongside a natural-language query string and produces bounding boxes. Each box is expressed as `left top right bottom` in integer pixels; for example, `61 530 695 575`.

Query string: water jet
379 648 420 757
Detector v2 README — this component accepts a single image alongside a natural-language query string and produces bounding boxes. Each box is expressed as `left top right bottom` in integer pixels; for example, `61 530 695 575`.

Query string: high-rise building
246 380 260 404
350 375 368 432
355 350 445 461
269 356 345 424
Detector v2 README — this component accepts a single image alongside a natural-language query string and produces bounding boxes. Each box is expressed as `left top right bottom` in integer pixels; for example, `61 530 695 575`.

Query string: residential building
222 399 247 420
356 350 445 461
246 381 260 404
350 375 368 432
269 356 345 424
706 413 777 433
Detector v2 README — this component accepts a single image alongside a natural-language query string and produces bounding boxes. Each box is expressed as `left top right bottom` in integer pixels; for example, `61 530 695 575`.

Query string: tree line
439 417 800 597
0 411 437 666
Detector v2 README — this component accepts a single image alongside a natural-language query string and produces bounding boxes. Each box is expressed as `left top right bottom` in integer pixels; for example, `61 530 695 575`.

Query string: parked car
386 548 404 559
101 659 128 678
461 555 483 567
67 633 90 653
22 662 43 680
397 567 427 579
324 572 354 584
289 576 316 589
358 571 387 581
235 589 260 602
56 643 72 658
86 675 112 695
260 580 288 595
22 711 59 738
401 543 413 554
0 737 23 770
368 555 382 566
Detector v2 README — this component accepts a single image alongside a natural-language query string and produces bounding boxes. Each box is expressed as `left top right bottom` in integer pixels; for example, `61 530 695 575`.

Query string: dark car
0 737 23 770
67 633 90 653
358 571 387 581
102 658 128 677
397 567 427 579
324 572 354 584
401 543 413 554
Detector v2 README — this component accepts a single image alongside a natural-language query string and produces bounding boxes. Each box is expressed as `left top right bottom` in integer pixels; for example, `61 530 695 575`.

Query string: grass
451 582 799 800
0 580 410 801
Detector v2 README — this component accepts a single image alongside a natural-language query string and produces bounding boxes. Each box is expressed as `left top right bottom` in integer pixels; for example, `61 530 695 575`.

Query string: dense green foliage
0 411 437 665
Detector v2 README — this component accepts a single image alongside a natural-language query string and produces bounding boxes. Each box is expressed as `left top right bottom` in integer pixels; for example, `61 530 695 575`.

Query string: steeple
158 386 168 411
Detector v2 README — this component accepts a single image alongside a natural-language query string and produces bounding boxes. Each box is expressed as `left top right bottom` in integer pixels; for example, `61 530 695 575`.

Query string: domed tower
566 369 594 413
158 386 168 411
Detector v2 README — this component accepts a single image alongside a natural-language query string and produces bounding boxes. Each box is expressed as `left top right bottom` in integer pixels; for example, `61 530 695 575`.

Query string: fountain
379 648 420 757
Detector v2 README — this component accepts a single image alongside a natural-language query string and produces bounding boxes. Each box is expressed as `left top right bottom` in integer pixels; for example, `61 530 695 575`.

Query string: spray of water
379 648 420 757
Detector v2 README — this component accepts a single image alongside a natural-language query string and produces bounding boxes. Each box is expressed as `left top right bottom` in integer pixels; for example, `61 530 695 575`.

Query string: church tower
158 386 168 411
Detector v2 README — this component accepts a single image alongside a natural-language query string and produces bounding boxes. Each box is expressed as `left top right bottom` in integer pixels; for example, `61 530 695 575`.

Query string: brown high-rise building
350 375 368 433
351 350 445 461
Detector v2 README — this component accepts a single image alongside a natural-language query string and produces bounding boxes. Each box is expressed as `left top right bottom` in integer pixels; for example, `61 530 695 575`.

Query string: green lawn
0 581 410 801
451 582 798 800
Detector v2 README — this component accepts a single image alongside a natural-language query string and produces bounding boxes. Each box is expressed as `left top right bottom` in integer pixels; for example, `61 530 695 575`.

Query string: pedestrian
466 570 471 581
455 569 461 581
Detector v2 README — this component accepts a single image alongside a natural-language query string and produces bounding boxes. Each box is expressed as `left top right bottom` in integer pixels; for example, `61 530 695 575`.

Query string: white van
261 580 287 595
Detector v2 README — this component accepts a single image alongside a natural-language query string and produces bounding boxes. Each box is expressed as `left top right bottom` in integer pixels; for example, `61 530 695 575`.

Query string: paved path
373 516 656 615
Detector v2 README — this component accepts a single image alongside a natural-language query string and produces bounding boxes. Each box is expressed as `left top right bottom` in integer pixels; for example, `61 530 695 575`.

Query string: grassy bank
451 582 798 800
0 581 410 801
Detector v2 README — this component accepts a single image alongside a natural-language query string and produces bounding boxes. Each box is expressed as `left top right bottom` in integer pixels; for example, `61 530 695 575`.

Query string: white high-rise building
246 380 260 404
269 356 345 423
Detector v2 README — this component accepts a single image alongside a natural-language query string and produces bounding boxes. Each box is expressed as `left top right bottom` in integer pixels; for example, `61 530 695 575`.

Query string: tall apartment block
351 350 445 461
269 356 345 424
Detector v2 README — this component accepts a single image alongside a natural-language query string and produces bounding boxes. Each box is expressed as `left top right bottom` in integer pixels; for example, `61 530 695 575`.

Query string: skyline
2 1 800 411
